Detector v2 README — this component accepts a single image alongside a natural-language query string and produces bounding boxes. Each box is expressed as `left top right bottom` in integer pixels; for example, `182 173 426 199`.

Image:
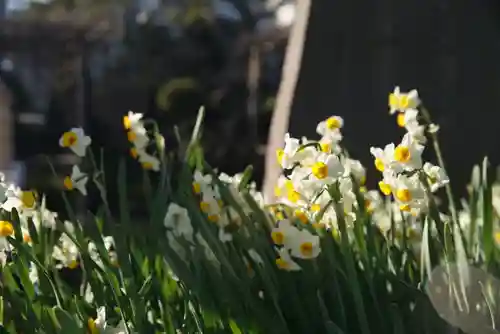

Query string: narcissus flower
316 116 344 137
63 165 88 196
164 203 194 242
423 162 449 192
59 127 91 157
288 228 321 259
389 87 420 114
275 247 301 271
310 153 344 182
138 152 160 171
123 111 143 131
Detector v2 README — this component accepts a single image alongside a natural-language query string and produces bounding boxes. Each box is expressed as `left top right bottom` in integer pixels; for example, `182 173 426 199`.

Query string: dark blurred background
0 0 499 215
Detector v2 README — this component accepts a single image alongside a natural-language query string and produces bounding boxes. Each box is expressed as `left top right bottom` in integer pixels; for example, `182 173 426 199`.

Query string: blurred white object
0 59 13 72
275 3 295 27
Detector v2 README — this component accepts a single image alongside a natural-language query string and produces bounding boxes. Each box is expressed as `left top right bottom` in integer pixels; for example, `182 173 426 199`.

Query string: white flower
271 219 299 246
275 247 301 271
391 133 424 172
59 127 91 157
167 232 187 261
218 227 233 243
164 203 194 242
138 151 160 171
194 170 213 194
52 233 79 269
1 186 37 215
364 190 383 213
63 165 88 196
128 127 150 151
287 228 321 259
29 263 39 285
316 116 344 137
370 144 395 173
344 158 366 185
388 87 420 114
276 133 301 169
310 153 344 182
423 163 449 192
123 111 144 131
392 174 428 215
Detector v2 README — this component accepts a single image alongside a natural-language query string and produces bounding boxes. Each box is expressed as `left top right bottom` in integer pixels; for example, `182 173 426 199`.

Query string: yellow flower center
208 214 219 223
360 186 367 193
63 176 74 190
365 199 372 212
276 149 285 165
294 210 309 224
23 233 32 243
200 201 210 213
88 318 99 334
395 189 412 202
61 131 78 147
276 257 289 270
287 190 301 203
399 95 409 109
320 142 331 153
300 242 314 257
127 131 137 142
360 176 366 185
68 260 79 269
374 158 385 172
193 182 201 194
0 221 13 237
397 113 406 127
130 147 138 159
394 145 411 163
310 204 321 212
271 231 284 245
399 204 411 212
21 191 36 209
378 181 392 196
142 162 153 170
312 162 328 179
123 115 131 130
389 93 398 108
495 232 500 244
325 117 341 130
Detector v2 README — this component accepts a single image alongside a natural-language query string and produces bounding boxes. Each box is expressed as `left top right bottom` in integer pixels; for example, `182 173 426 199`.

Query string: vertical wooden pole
262 0 312 202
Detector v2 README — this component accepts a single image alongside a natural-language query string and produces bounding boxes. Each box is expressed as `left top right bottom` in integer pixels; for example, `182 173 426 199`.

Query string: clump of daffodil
123 111 160 172
190 170 241 242
271 219 321 270
271 115 373 231
370 86 449 218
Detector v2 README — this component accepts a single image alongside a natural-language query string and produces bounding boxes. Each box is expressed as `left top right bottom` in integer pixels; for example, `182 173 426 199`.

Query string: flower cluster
59 127 91 195
123 111 161 171
371 87 449 217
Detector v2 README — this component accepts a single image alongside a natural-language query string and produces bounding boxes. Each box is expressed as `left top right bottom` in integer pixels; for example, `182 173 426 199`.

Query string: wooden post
262 0 312 202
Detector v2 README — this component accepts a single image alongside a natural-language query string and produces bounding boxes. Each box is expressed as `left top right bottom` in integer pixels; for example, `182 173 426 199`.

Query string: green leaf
53 306 83 333
237 166 253 191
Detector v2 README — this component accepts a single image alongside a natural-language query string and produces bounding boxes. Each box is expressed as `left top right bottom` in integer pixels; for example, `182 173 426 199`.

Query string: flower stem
421 107 468 251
